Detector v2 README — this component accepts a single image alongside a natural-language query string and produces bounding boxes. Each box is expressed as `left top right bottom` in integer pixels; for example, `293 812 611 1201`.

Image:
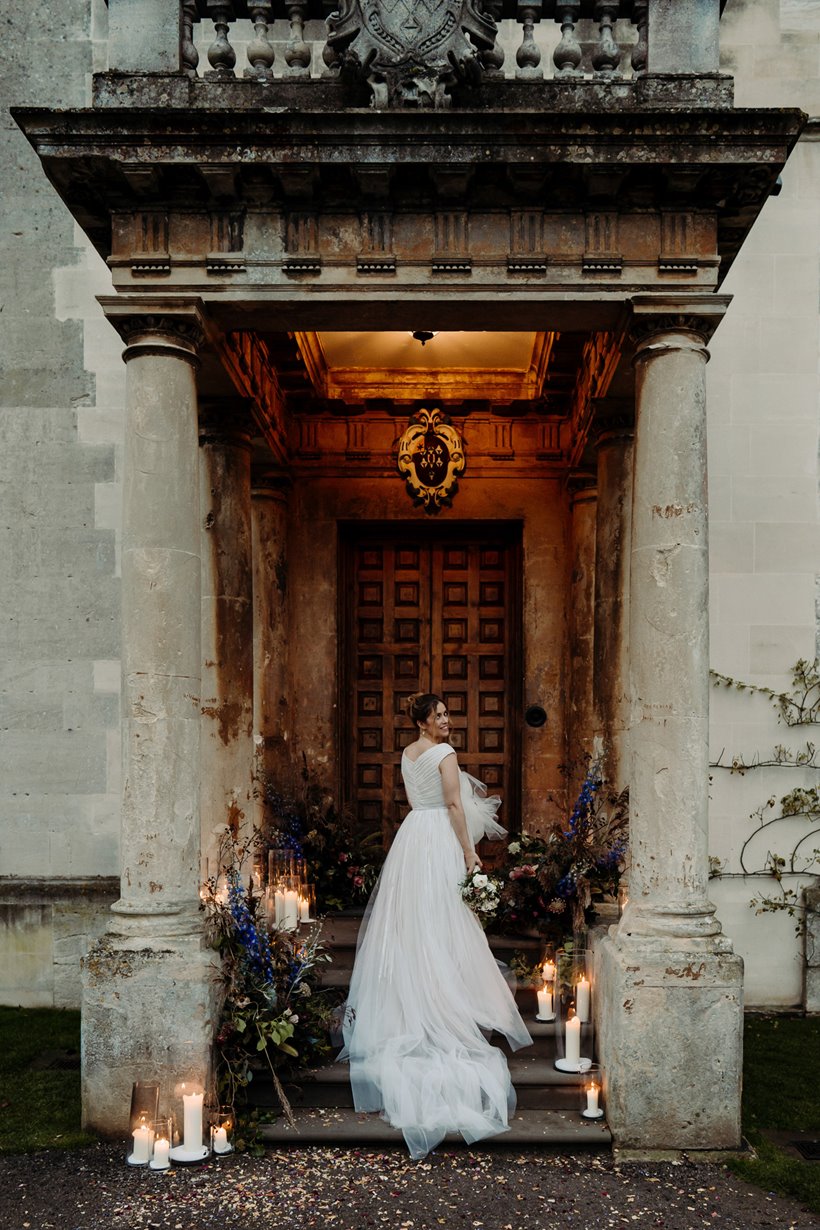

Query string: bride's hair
405 692 444 726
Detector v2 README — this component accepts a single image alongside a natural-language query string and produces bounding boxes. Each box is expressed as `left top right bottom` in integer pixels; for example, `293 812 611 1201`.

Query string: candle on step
575 976 591 1022
152 1136 170 1168
565 1011 581 1066
536 984 552 1018
182 1091 204 1150
586 1081 600 1115
283 889 299 930
542 960 555 984
131 1123 152 1163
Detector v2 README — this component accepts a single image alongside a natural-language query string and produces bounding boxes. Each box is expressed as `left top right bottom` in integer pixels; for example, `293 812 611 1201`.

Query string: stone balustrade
106 1 724 91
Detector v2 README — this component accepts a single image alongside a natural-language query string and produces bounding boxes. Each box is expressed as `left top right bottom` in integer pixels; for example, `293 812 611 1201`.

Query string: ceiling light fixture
411 330 439 346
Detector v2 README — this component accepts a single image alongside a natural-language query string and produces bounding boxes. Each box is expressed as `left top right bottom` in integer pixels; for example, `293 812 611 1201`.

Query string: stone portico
13 0 806 1149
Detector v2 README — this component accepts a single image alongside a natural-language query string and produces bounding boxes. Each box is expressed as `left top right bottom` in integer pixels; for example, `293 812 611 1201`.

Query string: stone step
319 916 545 972
258 1105 611 1149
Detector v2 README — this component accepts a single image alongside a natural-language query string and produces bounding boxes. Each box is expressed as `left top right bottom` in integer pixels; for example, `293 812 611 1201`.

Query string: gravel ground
1 1144 818 1230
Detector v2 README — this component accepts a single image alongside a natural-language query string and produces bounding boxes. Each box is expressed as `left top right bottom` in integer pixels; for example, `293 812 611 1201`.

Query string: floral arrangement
263 757 385 912
460 869 503 927
495 760 628 938
203 834 342 1147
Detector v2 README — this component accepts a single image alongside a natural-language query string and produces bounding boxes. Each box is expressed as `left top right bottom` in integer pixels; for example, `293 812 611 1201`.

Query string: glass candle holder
580 1063 605 1120
149 1116 172 1170
298 883 316 925
210 1105 235 1155
129 1080 160 1134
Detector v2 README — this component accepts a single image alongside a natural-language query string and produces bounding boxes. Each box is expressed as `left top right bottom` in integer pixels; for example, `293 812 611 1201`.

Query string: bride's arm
440 753 482 874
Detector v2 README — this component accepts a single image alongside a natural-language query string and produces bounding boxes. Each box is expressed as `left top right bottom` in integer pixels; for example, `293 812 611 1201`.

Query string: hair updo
405 692 444 727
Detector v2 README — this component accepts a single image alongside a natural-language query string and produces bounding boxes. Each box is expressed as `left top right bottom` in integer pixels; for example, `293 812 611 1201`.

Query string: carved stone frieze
326 0 497 109
397 407 465 512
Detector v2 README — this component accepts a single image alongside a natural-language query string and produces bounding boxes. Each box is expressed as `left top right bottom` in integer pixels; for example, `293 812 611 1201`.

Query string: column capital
251 465 292 501
629 293 733 352
199 396 255 450
567 469 597 504
98 295 208 362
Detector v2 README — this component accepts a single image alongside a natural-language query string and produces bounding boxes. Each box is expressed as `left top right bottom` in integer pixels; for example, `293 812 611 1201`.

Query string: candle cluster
266 851 315 932
126 1077 234 1168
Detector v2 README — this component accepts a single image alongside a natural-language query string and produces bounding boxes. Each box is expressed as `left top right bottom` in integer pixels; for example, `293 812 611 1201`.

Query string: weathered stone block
648 0 721 75
81 935 220 1135
595 933 744 1150
107 0 181 74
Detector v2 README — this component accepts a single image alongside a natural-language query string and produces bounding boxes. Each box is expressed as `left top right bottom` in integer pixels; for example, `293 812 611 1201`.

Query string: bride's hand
465 851 483 875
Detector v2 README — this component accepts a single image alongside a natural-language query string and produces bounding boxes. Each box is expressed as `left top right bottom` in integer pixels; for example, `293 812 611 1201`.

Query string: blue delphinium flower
228 870 274 985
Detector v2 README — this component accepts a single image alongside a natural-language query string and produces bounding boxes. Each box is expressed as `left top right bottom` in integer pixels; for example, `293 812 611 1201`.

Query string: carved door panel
342 525 521 845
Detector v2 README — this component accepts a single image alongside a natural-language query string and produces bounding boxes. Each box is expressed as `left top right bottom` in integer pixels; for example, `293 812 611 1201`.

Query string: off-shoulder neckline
402 742 454 766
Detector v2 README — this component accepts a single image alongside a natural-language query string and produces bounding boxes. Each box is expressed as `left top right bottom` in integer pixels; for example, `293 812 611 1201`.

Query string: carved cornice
216 331 289 465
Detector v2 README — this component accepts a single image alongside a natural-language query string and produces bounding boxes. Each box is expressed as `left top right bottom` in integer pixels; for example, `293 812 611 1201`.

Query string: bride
339 692 532 1159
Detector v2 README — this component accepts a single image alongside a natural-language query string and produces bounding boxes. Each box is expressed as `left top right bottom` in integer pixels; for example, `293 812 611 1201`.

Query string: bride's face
419 701 449 742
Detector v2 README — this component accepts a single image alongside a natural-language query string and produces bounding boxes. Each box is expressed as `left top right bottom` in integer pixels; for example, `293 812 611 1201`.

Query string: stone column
84 297 218 1135
251 470 291 828
199 402 255 876
595 295 744 1153
567 475 597 774
593 417 634 793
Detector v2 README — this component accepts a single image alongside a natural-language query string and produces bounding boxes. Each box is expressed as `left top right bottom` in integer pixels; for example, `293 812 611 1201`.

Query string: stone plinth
595 933 743 1150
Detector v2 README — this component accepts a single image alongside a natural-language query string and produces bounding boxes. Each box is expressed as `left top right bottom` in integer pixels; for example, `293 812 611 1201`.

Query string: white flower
507 841 521 855
472 873 489 888
486 881 498 894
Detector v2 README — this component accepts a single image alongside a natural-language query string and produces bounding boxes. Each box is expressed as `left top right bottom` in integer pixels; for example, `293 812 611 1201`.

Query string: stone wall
0 0 125 1006
706 0 820 1008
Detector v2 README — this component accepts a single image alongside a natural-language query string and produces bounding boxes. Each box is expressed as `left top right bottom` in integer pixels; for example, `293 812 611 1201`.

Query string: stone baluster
199 401 255 878
553 1 582 78
181 0 199 78
86 297 218 1136
285 2 312 78
630 0 648 75
516 0 543 80
595 295 743 1154
206 1 237 79
479 0 505 79
245 3 275 81
592 0 621 75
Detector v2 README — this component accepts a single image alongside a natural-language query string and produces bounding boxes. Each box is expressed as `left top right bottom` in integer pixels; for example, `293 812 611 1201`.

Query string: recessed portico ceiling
295 331 554 403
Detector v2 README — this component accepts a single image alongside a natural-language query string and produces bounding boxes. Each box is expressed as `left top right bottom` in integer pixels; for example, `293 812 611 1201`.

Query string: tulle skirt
339 804 532 1159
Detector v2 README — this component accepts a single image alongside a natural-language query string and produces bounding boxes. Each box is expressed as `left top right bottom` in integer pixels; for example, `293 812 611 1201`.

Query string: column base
594 930 744 1150
81 932 221 1135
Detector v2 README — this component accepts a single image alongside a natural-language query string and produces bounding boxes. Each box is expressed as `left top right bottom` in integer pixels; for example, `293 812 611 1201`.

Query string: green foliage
495 760 628 940
263 758 385 912
727 1015 820 1217
0 1008 95 1154
710 657 820 726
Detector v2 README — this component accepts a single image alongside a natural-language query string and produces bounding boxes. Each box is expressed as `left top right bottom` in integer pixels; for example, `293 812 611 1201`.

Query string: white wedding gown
339 742 532 1159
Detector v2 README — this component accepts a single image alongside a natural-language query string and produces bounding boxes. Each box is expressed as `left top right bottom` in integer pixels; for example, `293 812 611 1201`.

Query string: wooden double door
340 523 522 842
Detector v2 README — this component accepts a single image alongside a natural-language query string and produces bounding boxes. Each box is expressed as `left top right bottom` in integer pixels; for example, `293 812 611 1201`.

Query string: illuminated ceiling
294 331 555 404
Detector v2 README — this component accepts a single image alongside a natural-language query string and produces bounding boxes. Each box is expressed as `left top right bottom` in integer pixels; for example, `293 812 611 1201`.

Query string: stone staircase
256 915 611 1150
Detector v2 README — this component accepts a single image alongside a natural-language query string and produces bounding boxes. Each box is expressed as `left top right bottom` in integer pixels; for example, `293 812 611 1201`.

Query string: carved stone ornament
397 407 465 512
327 0 497 109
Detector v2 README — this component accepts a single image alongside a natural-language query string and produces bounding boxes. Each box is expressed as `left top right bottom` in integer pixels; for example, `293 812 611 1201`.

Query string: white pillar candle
298 894 310 923
131 1124 153 1163
575 976 591 1022
274 888 286 925
565 1014 581 1066
542 961 556 984
586 1082 600 1115
152 1137 170 1167
536 985 552 1017
182 1091 204 1150
212 1126 230 1153
283 889 299 930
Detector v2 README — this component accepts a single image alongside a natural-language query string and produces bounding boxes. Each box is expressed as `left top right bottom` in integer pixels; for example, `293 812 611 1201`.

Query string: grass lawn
727 1014 820 1216
0 1007 95 1153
